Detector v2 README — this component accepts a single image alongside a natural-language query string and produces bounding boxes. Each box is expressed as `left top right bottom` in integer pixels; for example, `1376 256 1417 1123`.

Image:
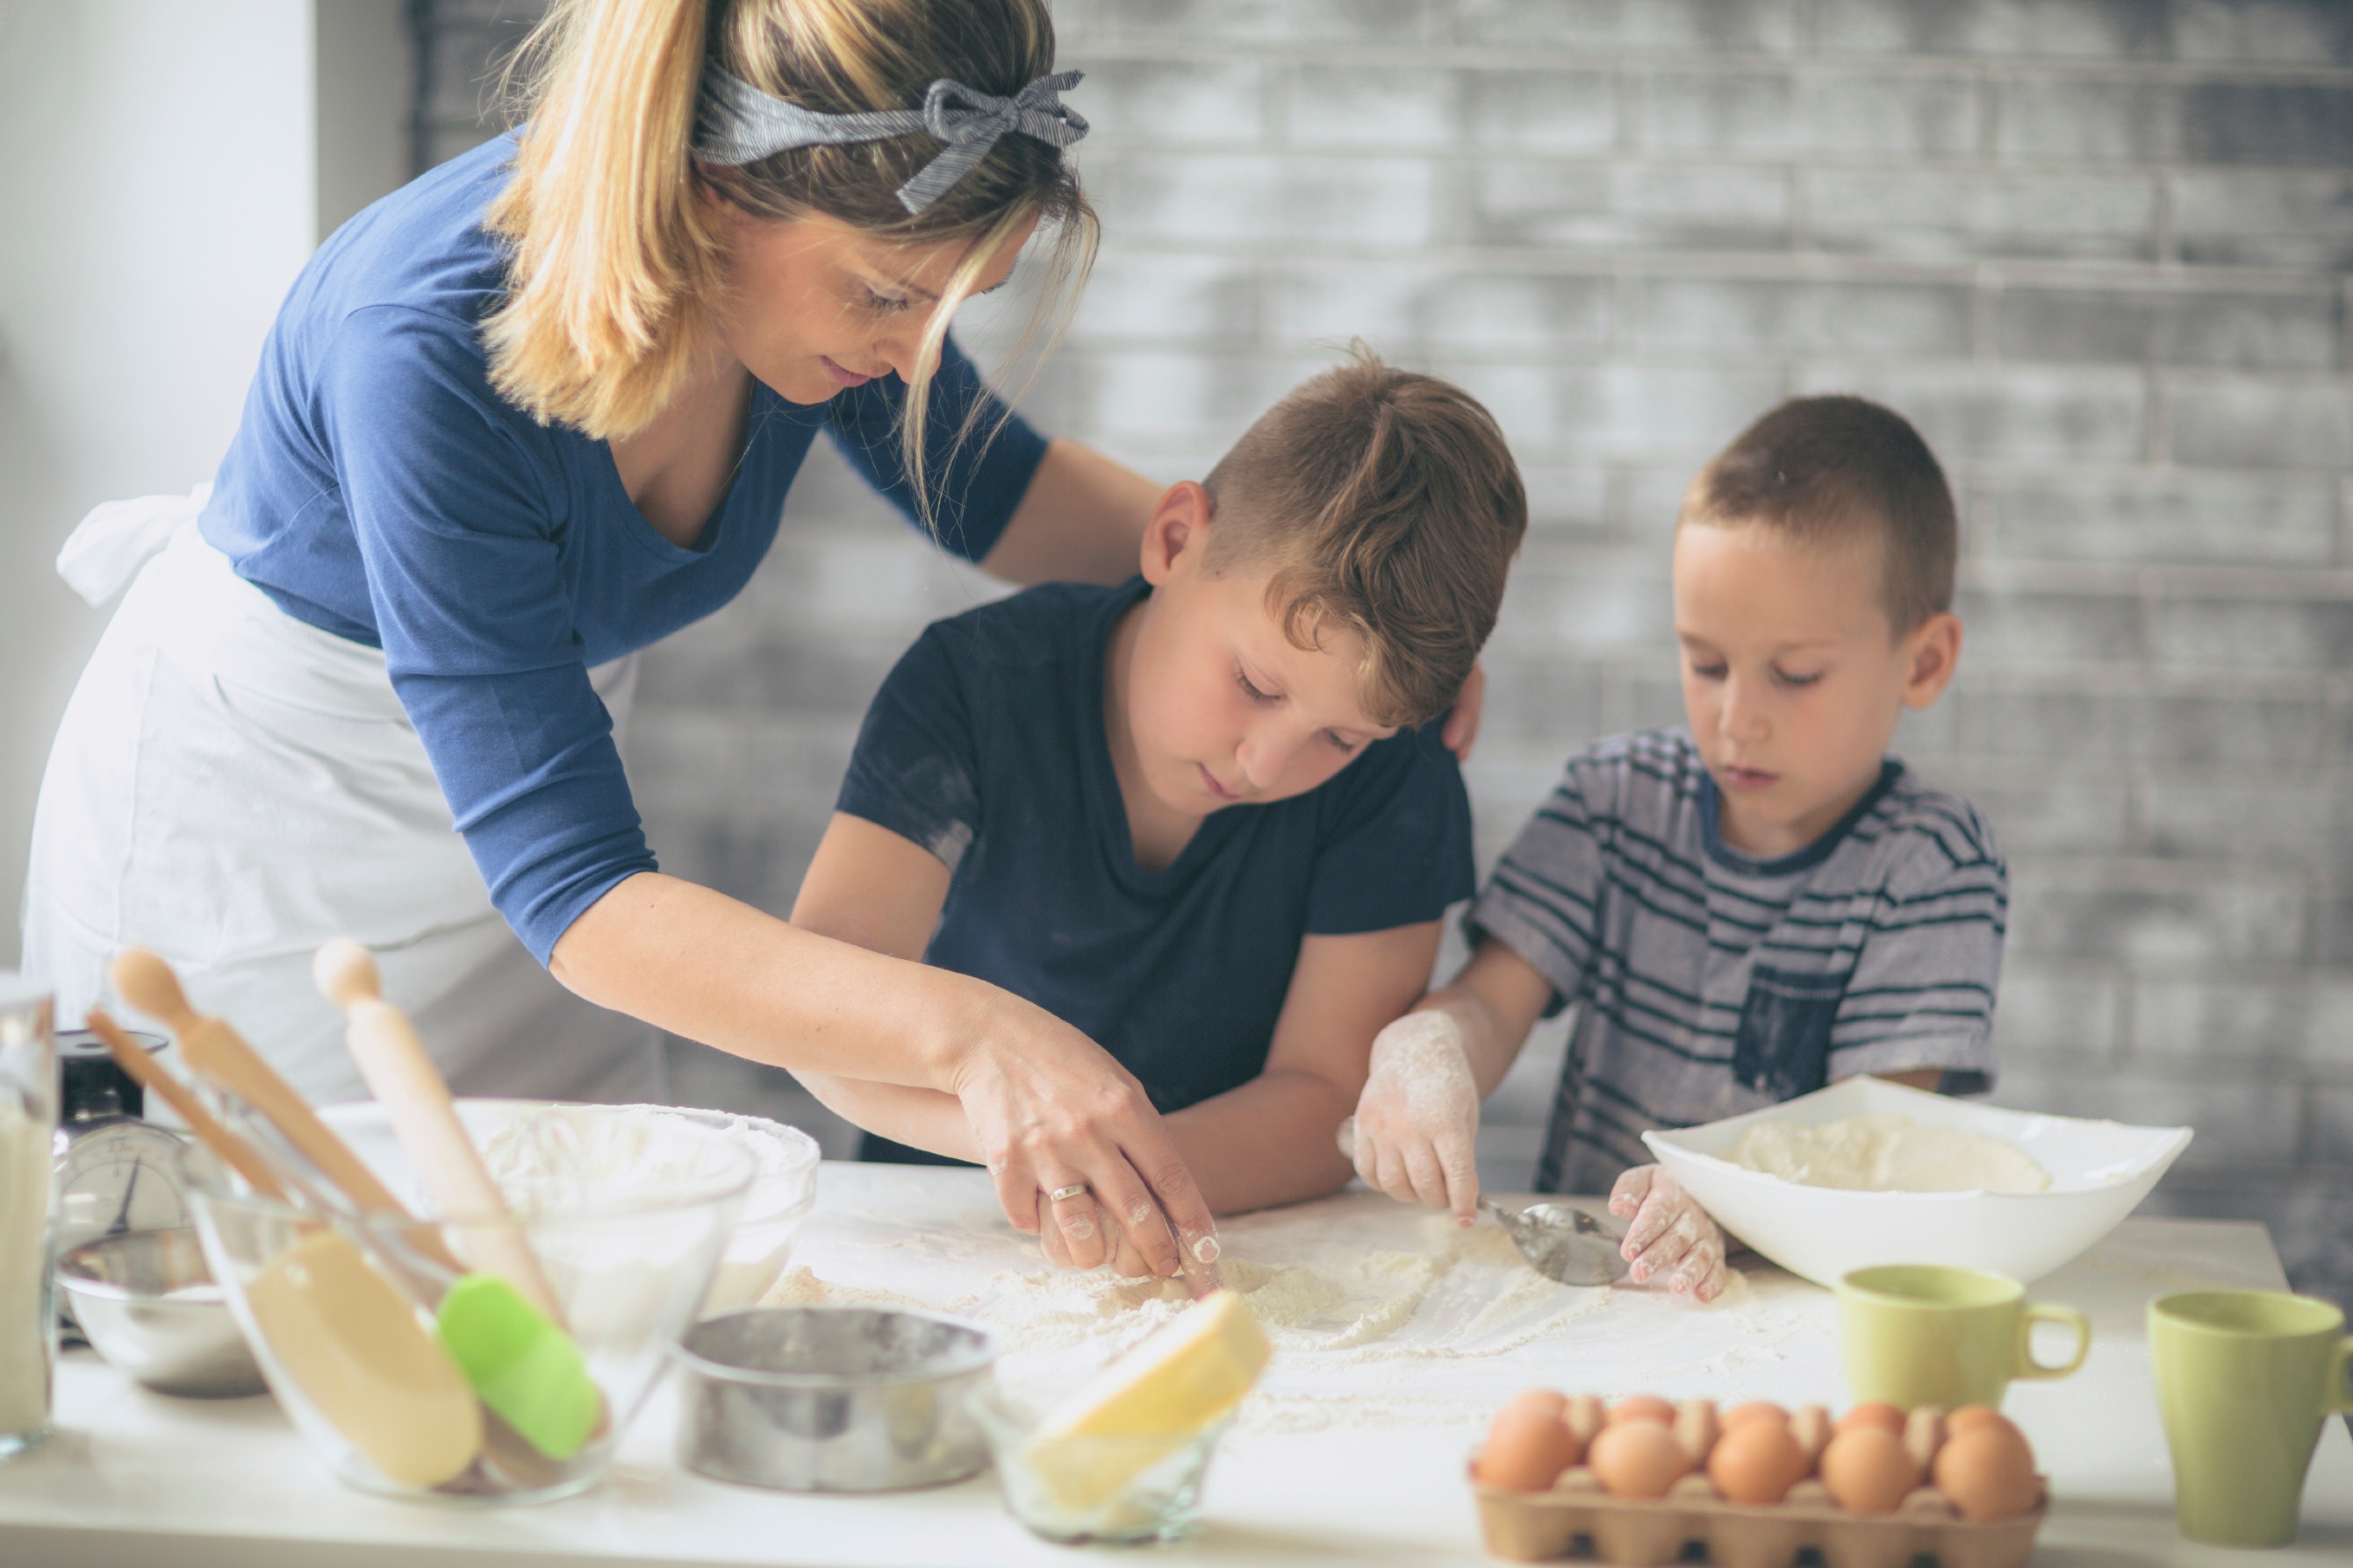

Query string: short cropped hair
1680 395 1958 635
1201 350 1527 729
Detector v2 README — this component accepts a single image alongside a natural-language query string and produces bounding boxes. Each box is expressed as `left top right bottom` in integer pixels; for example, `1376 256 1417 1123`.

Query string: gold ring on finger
1047 1183 1089 1203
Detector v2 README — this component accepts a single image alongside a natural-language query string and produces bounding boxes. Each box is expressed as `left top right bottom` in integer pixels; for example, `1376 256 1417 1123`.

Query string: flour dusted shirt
1468 729 2006 1196
197 134 1047 963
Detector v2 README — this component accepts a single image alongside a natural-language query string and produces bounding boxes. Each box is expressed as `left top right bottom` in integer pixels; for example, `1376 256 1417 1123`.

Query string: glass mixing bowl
970 1380 1235 1545
185 1104 753 1505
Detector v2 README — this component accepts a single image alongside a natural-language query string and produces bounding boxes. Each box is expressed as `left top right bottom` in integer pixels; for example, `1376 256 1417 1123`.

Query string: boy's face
1122 485 1398 820
1671 518 1961 859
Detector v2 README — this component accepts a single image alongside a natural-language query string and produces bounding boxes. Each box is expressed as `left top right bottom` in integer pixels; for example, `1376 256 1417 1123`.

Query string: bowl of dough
322 1100 821 1316
1642 1077 2192 1288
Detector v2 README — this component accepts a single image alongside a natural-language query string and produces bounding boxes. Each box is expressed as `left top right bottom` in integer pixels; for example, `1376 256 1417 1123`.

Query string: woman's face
702 192 1036 405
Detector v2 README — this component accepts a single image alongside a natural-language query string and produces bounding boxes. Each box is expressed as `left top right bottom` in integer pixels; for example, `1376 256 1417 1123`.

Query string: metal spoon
1332 1118 1629 1286
1479 1197 1630 1286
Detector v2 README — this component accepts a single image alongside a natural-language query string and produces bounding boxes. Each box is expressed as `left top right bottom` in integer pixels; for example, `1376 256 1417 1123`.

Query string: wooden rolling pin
83 1008 286 1201
84 1008 485 1488
313 938 565 1325
111 947 462 1273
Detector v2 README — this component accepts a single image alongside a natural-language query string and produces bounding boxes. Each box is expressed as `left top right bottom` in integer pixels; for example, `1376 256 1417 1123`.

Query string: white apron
23 487 664 1107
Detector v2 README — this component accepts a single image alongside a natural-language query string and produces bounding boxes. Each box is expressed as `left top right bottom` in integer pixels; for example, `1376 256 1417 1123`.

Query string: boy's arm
786 813 981 1159
1157 922 1445 1215
1349 937 1557 1221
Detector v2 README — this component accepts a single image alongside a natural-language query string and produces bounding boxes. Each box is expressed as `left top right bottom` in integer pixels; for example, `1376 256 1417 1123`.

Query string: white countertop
3 1163 2349 1567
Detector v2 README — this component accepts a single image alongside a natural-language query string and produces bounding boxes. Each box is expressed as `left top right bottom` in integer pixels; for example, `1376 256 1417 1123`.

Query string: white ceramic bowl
1641 1077 2192 1287
321 1100 820 1315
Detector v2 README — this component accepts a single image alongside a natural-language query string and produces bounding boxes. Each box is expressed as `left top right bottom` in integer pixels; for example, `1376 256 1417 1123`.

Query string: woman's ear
1138 481 1214 586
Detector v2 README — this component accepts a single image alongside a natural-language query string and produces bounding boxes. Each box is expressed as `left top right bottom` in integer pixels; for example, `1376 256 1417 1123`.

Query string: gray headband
695 67 1087 215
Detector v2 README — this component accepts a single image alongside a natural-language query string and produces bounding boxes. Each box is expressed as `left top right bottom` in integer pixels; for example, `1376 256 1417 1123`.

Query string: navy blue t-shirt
198 133 1047 962
836 579 1475 1160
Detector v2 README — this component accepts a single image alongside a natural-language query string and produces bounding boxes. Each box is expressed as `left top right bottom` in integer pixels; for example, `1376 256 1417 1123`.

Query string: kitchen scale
53 1028 188 1336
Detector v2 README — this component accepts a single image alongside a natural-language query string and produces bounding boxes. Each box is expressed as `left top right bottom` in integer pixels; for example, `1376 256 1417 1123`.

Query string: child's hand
1607 1165 1727 1302
1349 1009 1481 1224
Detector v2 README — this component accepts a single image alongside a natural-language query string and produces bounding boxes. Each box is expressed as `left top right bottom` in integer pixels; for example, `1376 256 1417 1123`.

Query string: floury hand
1339 1010 1481 1224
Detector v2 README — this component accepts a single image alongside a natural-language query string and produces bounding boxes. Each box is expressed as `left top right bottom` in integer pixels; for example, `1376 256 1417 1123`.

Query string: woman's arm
551 845 1219 1287
1163 922 1443 1215
979 439 1159 586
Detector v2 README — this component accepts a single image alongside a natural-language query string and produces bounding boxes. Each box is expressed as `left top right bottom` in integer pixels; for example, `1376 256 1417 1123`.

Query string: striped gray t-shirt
1468 729 2007 1197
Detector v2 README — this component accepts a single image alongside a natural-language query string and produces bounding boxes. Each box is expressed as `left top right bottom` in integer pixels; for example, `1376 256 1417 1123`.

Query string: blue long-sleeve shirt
199 135 1048 961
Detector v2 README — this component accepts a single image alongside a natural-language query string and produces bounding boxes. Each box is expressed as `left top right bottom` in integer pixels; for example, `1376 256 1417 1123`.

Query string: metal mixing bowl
56 1228 267 1398
674 1306 998 1492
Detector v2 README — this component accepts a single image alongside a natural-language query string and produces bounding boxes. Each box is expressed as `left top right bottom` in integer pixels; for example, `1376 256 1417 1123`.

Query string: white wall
0 0 409 964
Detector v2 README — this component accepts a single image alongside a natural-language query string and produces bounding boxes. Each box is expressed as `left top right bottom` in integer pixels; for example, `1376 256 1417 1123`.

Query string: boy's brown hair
1681 395 1958 635
1202 349 1527 729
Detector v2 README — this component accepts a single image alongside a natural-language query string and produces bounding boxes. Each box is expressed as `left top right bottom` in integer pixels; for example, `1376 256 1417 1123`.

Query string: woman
24 0 1226 1280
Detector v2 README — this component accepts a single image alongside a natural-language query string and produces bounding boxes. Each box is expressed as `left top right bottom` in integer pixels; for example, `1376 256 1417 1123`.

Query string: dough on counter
1725 1113 2050 1194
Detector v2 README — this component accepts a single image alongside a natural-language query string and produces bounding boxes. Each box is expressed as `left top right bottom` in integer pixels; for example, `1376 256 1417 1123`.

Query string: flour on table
767 1199 1619 1434
764 1265 933 1314
1727 1112 2050 1195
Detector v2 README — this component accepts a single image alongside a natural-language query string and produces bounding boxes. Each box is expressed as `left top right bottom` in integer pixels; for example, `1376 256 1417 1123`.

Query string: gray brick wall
418 1 2352 1308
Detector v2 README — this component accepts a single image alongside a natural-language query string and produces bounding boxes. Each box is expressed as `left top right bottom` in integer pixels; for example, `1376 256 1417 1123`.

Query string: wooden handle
85 1008 288 1202
111 948 201 1036
110 947 457 1272
315 941 564 1322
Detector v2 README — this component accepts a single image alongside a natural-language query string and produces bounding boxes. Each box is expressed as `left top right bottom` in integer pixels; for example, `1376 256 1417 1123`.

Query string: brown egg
1477 1390 1579 1493
1902 1405 1947 1474
1721 1400 1791 1430
1818 1426 1923 1515
1707 1416 1810 1506
1932 1425 2040 1522
1672 1399 1721 1466
1588 1418 1694 1500
1789 1404 1832 1471
1947 1404 2012 1437
1606 1394 1678 1428
1564 1394 1607 1447
1498 1388 1569 1426
1835 1402 1907 1438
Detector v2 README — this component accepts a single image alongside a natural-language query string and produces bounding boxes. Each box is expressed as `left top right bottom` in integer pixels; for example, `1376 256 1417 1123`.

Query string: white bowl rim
224 1100 761 1224
1641 1076 2193 1202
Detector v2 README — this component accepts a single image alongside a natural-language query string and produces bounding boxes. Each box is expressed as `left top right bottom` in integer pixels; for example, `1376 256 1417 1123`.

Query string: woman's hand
1348 1010 1481 1224
1607 1165 1727 1302
779 815 1221 1292
954 990 1223 1294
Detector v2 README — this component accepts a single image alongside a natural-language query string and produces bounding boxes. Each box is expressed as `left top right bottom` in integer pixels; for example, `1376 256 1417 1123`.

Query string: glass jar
0 975 57 1461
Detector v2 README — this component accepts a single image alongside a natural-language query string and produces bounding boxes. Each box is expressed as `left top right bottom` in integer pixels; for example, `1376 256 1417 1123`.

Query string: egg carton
1471 1468 2047 1568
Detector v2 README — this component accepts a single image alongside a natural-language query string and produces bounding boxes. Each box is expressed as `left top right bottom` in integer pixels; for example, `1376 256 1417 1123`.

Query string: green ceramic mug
2149 1290 2353 1548
1838 1265 2091 1411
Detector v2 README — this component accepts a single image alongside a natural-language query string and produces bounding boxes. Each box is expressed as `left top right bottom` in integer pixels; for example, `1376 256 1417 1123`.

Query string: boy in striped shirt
1346 395 2006 1302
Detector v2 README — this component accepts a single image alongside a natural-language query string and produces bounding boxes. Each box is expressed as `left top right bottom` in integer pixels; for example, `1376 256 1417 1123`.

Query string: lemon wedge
1021 1289 1270 1513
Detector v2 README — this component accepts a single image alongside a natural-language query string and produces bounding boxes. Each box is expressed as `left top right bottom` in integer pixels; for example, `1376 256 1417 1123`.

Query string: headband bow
694 67 1088 215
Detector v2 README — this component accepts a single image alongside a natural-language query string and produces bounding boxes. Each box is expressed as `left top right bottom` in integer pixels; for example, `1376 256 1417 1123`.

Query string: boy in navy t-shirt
788 354 1527 1255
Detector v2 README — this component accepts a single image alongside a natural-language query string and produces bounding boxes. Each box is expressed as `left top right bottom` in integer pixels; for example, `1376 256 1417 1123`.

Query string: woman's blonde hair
484 0 1093 515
